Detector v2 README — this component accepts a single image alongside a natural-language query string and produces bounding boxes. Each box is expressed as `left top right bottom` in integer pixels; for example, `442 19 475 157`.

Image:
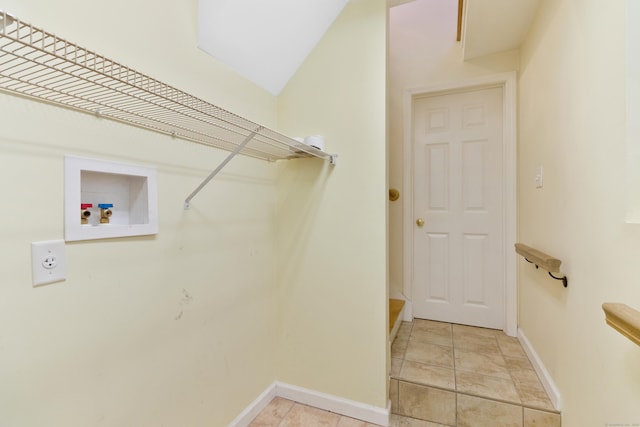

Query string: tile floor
250 320 561 427
248 397 380 427
248 397 441 427
390 320 561 427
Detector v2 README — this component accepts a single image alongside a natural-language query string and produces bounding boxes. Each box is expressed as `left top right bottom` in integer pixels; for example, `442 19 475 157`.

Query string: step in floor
390 320 561 427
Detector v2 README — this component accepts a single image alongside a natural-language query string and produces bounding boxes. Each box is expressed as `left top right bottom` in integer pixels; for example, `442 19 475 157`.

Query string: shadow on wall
275 158 334 282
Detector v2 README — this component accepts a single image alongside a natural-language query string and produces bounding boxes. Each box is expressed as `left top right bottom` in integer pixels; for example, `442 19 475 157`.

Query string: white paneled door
412 87 504 329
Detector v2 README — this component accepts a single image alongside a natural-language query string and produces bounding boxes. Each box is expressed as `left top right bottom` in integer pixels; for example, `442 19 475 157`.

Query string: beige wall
518 0 640 425
0 0 388 425
276 0 388 408
0 1 278 426
388 0 519 303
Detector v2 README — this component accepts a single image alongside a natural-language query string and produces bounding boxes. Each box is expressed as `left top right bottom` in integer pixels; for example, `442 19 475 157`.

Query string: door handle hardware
416 218 425 227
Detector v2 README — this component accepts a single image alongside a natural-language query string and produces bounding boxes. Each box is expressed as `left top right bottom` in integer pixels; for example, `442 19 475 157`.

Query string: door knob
416 218 425 227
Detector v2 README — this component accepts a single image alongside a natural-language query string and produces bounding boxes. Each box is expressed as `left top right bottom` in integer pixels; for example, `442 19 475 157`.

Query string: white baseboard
276 382 390 426
517 328 562 411
402 300 413 322
389 304 405 343
226 383 277 427
227 382 390 427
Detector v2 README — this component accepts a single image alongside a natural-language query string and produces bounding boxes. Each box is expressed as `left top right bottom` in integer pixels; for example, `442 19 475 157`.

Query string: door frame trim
402 72 518 336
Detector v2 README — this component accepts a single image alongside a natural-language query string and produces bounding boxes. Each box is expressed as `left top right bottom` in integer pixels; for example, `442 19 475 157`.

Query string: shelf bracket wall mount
184 132 337 209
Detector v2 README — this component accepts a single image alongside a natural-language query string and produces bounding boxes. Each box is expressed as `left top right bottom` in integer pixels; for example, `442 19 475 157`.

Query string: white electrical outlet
31 240 66 286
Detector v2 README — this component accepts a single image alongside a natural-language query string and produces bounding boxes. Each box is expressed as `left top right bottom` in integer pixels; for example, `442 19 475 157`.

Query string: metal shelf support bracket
184 129 261 209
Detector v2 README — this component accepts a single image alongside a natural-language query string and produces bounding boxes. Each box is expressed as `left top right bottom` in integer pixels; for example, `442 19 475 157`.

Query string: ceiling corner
462 0 540 60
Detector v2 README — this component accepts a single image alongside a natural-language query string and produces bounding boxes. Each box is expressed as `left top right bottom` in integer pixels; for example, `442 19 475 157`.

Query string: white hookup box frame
64 156 158 241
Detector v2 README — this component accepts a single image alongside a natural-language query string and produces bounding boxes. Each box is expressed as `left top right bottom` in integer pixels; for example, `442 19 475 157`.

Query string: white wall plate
64 156 158 241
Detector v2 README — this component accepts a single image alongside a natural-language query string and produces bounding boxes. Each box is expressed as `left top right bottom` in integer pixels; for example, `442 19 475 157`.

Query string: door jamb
402 72 518 336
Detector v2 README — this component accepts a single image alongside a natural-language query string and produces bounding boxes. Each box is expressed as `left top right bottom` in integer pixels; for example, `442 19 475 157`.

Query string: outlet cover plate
31 240 66 287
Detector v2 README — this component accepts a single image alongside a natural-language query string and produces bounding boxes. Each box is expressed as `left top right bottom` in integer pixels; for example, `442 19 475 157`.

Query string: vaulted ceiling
197 0 348 95
197 0 540 95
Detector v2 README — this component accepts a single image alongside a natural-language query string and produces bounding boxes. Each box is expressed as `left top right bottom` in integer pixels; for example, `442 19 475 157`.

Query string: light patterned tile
391 357 403 377
405 340 454 368
398 381 456 426
497 335 528 359
523 408 561 427
390 414 450 426
399 360 455 390
504 357 541 385
412 319 452 334
456 371 521 404
392 338 409 359
280 403 340 427
336 416 381 427
504 355 536 372
249 397 294 426
457 393 523 427
397 322 413 340
510 368 543 386
399 321 413 330
454 334 499 349
454 347 510 379
452 324 498 338
514 380 556 412
410 329 453 347
452 330 501 354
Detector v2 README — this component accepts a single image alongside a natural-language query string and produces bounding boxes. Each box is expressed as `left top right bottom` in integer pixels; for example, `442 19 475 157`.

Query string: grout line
496 331 524 408
275 399 287 427
451 322 457 388
276 398 296 427
520 403 561 415
451 322 458 427
390 321 560 425
395 378 455 394
455 389 523 408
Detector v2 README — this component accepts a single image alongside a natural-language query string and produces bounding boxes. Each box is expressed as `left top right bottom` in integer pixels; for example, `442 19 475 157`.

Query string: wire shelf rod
0 56 292 158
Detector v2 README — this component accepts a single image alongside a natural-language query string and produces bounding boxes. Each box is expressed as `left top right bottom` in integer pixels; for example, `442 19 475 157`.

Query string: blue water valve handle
98 203 113 209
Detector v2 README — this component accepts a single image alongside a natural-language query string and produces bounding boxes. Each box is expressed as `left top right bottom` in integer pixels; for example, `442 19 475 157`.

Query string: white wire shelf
0 10 336 165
